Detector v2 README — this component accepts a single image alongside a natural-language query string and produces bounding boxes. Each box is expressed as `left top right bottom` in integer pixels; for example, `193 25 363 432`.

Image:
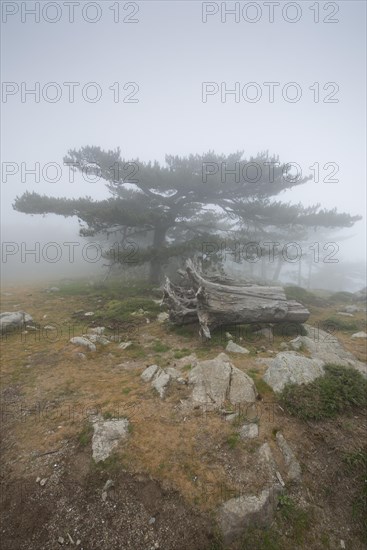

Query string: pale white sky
1 0 366 281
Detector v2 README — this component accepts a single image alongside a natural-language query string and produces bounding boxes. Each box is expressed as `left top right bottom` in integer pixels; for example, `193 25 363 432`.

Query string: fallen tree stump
163 260 310 339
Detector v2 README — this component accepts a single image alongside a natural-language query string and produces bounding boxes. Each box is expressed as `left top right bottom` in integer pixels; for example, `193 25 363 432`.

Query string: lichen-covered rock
189 353 257 410
226 340 250 354
0 311 34 333
239 423 259 439
290 324 367 377
218 485 282 544
141 364 161 382
262 352 325 393
351 331 367 339
91 416 130 463
70 336 96 352
275 432 301 482
151 372 171 398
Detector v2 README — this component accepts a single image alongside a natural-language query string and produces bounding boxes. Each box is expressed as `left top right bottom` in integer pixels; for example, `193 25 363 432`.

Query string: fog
1 1 366 292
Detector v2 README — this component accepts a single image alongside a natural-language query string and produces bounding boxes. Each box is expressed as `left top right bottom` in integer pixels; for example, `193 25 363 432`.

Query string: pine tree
13 147 362 283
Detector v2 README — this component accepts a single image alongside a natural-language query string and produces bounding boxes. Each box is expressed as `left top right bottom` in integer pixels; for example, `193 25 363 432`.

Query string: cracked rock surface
188 353 257 410
91 416 130 463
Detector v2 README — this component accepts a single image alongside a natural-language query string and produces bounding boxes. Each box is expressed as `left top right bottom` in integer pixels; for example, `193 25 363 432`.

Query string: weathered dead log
185 260 309 338
162 261 310 338
163 277 198 325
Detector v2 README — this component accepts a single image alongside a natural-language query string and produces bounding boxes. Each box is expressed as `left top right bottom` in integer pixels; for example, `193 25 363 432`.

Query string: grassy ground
1 279 366 549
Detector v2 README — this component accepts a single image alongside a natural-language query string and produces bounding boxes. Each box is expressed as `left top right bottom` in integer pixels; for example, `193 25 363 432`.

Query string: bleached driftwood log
163 260 310 339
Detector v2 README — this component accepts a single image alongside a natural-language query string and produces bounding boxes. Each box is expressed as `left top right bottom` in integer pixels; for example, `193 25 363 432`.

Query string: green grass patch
182 363 193 371
284 286 327 307
343 449 367 542
124 343 146 359
328 291 356 303
59 279 157 299
280 364 367 421
95 297 161 323
277 495 312 544
92 452 121 472
321 317 360 332
152 340 170 353
78 423 93 447
227 432 241 449
169 324 198 338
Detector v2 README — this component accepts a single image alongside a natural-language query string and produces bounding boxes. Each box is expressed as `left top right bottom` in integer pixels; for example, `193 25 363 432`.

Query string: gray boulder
152 372 171 398
275 432 301 482
189 353 257 410
262 352 325 393
226 340 250 354
239 423 259 439
91 416 130 463
141 365 171 398
218 485 282 544
291 324 367 376
343 305 362 314
1 311 34 333
70 336 96 352
351 331 367 339
141 364 161 382
86 334 110 345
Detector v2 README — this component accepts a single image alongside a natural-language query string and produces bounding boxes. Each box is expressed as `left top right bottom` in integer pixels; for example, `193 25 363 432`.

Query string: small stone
254 327 273 340
276 471 285 487
76 541 81 546
36 477 41 483
88 326 105 335
149 517 156 525
109 335 122 342
226 340 250 354
239 423 259 439
344 305 361 314
340 540 345 549
118 341 132 350
225 332 233 340
102 491 108 501
157 312 169 323
351 331 367 339
70 336 96 352
58 536 64 544
44 325 57 330
103 479 114 491
84 311 95 316
87 334 110 346
40 478 48 486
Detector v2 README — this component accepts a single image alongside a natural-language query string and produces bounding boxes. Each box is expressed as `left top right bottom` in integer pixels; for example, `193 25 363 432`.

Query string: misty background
1 0 366 290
